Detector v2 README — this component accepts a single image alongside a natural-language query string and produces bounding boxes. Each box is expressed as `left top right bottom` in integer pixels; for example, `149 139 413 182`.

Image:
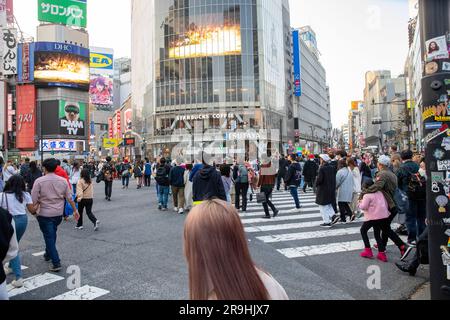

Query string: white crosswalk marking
49 286 110 300
7 273 64 298
243 191 405 260
32 251 45 257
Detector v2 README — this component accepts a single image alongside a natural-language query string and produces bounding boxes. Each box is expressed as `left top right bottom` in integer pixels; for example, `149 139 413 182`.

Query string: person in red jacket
55 160 72 221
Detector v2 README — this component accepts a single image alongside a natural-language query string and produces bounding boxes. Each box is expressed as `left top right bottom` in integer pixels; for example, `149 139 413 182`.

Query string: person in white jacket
347 158 362 217
1 215 18 300
3 161 17 183
184 164 193 211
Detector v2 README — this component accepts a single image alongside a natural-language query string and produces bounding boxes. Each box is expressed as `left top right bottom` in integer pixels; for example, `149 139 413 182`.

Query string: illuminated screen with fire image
34 52 90 89
169 25 242 59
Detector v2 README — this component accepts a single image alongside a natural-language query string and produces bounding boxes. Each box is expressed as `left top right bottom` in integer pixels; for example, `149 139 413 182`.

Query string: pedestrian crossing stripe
49 285 110 300
240 207 320 217
245 220 324 233
256 227 364 243
241 213 323 224
244 203 318 212
7 273 65 298
277 238 407 259
247 200 316 207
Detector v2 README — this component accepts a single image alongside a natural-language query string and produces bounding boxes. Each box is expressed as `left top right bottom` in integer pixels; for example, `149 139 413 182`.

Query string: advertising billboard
1 27 17 76
16 85 36 150
40 139 85 152
41 100 87 138
34 42 90 90
38 0 87 28
90 48 114 110
292 30 302 97
18 42 35 83
169 25 241 59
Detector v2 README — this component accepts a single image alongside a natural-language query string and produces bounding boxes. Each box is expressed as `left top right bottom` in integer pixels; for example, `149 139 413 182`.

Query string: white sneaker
178 208 185 215
289 208 302 213
94 220 100 231
75 226 84 230
3 263 12 276
11 278 24 288
174 207 178 212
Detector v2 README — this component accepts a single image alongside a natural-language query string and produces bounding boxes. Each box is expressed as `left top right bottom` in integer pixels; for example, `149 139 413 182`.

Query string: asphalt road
8 178 428 300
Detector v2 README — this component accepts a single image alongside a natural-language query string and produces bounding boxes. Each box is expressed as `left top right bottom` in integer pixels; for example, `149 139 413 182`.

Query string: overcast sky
14 0 409 128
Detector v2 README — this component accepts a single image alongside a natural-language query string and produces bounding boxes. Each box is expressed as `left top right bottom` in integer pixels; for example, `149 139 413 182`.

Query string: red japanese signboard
16 85 36 150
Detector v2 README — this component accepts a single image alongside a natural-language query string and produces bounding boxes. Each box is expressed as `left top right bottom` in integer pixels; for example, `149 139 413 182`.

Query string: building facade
132 0 292 159
362 70 407 152
113 57 131 110
292 26 331 154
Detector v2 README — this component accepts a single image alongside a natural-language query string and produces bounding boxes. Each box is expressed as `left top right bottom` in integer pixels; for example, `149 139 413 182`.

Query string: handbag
96 171 104 183
256 192 267 204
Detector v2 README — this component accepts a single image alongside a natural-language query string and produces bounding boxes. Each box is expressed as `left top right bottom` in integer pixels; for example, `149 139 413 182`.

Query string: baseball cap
320 154 331 162
309 154 315 160
378 155 391 167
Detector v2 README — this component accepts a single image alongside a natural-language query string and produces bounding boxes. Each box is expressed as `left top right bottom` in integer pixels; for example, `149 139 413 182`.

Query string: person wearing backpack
169 159 186 214
134 161 144 189
102 157 115 201
233 160 250 212
396 150 425 246
155 158 171 211
120 159 132 189
285 155 303 212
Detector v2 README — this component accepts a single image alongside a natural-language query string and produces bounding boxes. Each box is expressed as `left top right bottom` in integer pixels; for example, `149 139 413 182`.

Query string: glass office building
132 0 292 158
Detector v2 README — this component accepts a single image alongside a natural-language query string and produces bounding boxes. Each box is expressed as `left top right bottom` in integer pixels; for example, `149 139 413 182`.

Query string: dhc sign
90 52 114 70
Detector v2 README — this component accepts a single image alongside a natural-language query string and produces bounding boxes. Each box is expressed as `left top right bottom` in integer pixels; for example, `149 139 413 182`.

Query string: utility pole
419 0 450 300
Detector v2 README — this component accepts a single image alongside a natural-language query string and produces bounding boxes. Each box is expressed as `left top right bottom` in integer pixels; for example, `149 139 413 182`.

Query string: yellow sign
103 138 119 149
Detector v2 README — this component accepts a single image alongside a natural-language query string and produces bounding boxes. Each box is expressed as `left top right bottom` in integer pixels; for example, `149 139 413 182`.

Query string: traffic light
372 119 383 125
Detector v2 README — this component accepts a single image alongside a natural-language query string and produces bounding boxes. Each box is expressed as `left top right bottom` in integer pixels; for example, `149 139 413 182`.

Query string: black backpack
408 172 426 200
155 166 168 184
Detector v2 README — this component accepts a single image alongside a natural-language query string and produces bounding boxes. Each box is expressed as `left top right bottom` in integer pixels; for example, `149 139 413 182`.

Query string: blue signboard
292 30 302 97
17 43 35 83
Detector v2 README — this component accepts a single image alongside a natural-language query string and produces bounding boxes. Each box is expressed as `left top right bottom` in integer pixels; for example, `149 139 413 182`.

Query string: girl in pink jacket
358 181 391 262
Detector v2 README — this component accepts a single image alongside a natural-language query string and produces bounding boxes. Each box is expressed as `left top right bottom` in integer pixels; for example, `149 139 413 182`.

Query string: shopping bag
64 195 78 217
256 192 267 204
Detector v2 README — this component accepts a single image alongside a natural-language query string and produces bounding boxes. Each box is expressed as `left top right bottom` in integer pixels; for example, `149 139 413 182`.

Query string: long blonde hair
184 199 269 300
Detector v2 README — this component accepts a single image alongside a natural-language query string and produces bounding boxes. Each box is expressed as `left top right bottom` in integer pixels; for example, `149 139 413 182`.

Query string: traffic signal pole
419 0 450 300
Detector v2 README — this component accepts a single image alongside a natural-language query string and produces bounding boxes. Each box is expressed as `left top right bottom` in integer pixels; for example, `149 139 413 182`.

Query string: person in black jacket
285 155 303 212
328 152 339 214
0 202 17 300
316 154 340 228
193 160 226 203
27 161 42 193
303 155 318 193
276 155 289 191
155 158 172 211
169 160 186 214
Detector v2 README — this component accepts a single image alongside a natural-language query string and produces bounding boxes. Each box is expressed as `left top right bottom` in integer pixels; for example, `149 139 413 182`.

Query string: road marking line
245 221 324 233
241 213 322 224
240 207 320 217
278 237 408 258
247 200 316 207
49 286 110 300
7 273 65 298
245 204 317 212
32 251 45 257
257 227 363 243
21 266 28 271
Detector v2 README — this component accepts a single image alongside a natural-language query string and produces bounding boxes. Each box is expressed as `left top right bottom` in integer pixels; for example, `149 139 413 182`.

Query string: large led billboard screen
34 42 90 90
41 100 87 138
169 25 242 59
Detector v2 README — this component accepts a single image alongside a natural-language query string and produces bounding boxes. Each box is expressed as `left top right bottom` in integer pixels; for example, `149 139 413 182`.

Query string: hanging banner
7 92 12 132
2 27 17 76
18 42 35 83
108 117 113 138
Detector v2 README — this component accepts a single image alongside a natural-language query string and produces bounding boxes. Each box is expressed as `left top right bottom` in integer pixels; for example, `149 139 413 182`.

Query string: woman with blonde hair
184 199 289 300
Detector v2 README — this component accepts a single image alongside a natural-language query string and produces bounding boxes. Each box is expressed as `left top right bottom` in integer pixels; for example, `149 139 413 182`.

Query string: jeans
319 205 335 224
37 216 63 266
122 175 130 187
361 218 390 252
144 175 151 187
226 192 231 203
303 179 316 193
9 214 28 279
261 185 278 217
158 185 170 208
394 188 409 224
104 181 113 198
338 202 353 222
172 186 185 209
0 281 8 300
235 182 249 211
407 199 427 242
289 186 301 209
77 199 97 227
72 184 77 195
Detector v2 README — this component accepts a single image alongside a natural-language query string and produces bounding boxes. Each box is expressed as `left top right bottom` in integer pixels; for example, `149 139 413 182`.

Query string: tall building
405 0 423 151
362 70 407 152
131 0 293 159
113 57 131 109
292 26 331 154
